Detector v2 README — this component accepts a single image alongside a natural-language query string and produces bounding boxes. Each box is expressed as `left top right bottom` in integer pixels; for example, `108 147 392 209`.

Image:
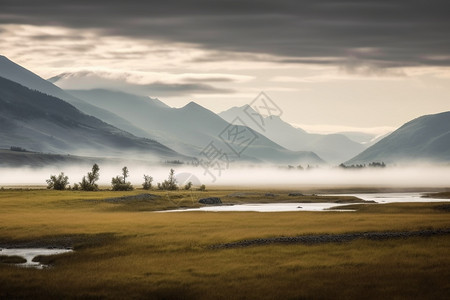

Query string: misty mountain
346 111 450 164
219 105 365 164
0 56 322 165
0 76 184 160
336 132 376 144
0 149 109 168
48 71 158 97
0 55 149 138
68 89 323 165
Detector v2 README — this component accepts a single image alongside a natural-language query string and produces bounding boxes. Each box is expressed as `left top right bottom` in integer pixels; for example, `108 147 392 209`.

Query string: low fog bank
0 164 449 189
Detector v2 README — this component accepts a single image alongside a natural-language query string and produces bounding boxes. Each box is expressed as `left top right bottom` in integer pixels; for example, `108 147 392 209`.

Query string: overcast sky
1 0 449 134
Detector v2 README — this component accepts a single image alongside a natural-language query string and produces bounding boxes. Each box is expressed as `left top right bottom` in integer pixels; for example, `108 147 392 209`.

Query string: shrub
184 181 192 190
157 169 178 190
142 175 153 190
79 163 100 191
46 172 69 190
111 166 133 191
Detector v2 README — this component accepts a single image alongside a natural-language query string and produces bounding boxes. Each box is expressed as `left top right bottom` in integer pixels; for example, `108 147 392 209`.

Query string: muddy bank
0 233 117 250
211 228 450 249
423 192 450 199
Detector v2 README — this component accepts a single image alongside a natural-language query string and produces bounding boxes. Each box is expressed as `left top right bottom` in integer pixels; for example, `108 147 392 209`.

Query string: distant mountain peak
223 105 286 124
183 101 203 109
47 73 67 83
0 55 65 96
219 104 365 163
48 71 96 84
0 55 15 64
232 104 285 121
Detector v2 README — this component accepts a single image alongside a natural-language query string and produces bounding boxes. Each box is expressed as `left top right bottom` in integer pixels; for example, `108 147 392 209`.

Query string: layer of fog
0 164 449 188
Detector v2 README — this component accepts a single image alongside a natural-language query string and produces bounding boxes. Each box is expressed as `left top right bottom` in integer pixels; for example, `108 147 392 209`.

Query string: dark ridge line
211 228 450 249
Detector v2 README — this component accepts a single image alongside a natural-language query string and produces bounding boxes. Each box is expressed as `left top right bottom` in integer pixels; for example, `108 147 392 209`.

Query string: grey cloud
140 82 234 96
49 71 234 96
29 34 88 41
182 77 235 83
1 0 450 67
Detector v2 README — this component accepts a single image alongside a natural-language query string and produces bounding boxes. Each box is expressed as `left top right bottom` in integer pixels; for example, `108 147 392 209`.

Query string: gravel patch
211 228 450 249
104 193 161 203
199 197 222 205
434 204 450 212
288 192 304 196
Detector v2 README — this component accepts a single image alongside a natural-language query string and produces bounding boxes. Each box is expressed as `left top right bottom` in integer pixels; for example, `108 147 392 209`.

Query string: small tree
46 172 69 190
157 168 178 190
79 163 100 191
122 166 129 182
142 175 153 190
184 181 192 190
111 166 133 191
198 184 206 191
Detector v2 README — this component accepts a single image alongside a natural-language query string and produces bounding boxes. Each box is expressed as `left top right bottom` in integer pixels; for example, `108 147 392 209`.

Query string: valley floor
0 188 449 299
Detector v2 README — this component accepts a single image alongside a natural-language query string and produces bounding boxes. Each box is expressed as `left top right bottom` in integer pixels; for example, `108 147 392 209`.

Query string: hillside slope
0 55 149 138
346 111 450 164
0 76 184 161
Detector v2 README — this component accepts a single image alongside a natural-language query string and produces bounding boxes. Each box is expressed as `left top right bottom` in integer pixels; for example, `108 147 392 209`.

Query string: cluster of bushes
46 165 206 191
155 169 205 191
47 163 101 191
157 169 178 190
10 146 28 152
339 162 387 169
111 167 133 191
45 173 69 190
287 164 317 170
75 163 100 191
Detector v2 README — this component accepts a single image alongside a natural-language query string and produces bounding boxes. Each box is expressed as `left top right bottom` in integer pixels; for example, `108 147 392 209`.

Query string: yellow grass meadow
0 188 449 299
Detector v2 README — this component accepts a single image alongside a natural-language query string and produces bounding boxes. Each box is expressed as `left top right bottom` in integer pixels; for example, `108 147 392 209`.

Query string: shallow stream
0 248 73 269
159 192 449 213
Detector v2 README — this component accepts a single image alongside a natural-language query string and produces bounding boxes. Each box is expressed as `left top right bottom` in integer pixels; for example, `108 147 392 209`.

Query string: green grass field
1 188 449 299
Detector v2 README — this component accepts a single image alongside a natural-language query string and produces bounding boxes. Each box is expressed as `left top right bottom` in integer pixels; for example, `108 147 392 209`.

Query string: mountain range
66 89 323 165
219 105 365 163
1 55 449 166
0 56 322 165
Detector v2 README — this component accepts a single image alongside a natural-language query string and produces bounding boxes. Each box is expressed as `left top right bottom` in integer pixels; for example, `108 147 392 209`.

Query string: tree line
46 164 206 191
338 162 387 169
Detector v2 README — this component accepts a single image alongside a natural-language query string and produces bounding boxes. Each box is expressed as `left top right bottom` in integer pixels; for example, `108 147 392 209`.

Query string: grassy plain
0 188 449 299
